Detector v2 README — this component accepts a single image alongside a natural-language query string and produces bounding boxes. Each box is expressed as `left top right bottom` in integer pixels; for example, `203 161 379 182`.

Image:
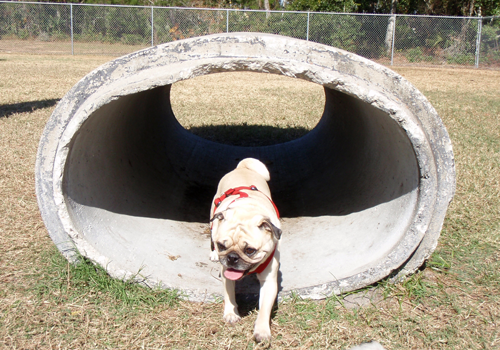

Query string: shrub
406 47 424 62
447 53 475 65
121 33 145 45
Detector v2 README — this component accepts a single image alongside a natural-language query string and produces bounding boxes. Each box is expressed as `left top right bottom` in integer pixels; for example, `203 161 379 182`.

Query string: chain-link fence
1 1 499 68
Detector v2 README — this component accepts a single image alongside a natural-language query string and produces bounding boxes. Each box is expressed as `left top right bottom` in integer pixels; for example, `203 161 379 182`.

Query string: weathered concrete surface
35 33 455 301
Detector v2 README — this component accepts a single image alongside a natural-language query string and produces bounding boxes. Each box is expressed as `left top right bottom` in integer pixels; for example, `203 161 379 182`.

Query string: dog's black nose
227 253 239 265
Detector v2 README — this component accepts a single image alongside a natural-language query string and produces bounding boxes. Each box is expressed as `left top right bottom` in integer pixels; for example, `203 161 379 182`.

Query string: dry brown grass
0 38 148 56
170 72 325 146
0 54 499 349
171 72 325 128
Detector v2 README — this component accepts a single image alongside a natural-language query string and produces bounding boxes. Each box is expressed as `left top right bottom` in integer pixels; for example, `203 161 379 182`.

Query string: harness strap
213 186 256 210
212 185 280 219
247 248 276 275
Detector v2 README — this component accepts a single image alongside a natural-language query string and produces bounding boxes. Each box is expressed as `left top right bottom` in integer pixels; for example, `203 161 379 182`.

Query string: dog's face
211 204 281 280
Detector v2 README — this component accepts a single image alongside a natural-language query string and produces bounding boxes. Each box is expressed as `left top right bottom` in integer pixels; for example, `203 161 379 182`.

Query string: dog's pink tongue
224 269 245 281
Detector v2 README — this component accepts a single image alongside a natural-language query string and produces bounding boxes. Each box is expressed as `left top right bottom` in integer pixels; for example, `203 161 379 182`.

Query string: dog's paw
209 250 219 262
223 312 241 325
253 324 272 343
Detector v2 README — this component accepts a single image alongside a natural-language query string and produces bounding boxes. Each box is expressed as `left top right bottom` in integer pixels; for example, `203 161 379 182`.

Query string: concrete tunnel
36 33 456 301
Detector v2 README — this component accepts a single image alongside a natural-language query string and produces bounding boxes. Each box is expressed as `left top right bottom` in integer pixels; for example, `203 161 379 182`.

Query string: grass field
0 38 150 56
0 54 499 349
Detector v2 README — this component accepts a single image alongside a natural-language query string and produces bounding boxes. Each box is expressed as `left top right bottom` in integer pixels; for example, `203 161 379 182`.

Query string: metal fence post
475 17 483 68
151 6 154 47
70 3 74 55
226 9 229 33
306 12 310 41
390 15 396 66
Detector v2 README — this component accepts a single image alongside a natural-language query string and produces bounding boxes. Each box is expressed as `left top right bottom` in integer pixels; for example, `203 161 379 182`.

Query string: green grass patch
33 247 181 310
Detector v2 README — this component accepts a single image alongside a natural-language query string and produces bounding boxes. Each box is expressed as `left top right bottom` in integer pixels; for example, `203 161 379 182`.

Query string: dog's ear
259 219 282 240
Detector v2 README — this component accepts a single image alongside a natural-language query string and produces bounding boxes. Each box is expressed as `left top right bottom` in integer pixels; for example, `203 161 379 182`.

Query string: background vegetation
30 0 500 16
1 1 499 66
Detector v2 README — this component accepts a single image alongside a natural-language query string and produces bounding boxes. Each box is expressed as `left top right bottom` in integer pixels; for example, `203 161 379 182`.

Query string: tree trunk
385 0 397 56
385 16 395 56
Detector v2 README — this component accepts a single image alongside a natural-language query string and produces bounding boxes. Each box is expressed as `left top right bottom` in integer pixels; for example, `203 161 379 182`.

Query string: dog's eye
259 222 271 231
217 243 226 252
210 212 224 222
244 247 257 256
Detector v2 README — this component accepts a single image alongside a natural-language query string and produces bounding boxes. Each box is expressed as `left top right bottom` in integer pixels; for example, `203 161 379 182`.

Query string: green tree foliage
287 0 359 12
28 0 500 15
203 0 282 10
43 0 198 7
341 0 499 16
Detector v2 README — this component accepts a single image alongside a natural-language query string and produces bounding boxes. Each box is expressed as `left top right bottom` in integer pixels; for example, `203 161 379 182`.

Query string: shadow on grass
0 98 59 118
187 123 312 147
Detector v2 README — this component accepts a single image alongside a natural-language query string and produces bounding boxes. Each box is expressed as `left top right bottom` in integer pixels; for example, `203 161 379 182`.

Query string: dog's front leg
254 255 279 342
222 272 241 324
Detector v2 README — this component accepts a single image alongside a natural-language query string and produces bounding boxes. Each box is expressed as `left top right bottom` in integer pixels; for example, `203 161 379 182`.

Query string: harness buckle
225 188 236 196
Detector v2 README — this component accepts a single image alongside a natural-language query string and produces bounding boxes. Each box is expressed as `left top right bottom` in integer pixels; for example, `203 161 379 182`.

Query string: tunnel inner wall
64 80 419 293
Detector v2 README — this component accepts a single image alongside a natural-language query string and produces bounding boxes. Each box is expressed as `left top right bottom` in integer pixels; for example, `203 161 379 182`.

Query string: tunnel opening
169 72 325 147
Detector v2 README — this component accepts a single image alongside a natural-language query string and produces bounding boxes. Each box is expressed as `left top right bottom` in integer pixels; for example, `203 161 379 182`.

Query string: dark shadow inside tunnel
64 83 419 223
186 124 311 147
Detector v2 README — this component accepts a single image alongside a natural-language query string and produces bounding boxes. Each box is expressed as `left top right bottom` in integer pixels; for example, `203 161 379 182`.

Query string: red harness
212 185 280 219
211 185 279 276
248 247 276 275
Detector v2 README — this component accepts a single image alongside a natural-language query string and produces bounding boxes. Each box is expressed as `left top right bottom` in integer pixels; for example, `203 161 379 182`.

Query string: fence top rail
0 0 490 20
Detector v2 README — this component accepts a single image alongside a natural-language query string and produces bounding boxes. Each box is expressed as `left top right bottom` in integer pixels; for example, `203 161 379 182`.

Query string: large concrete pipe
36 33 455 301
